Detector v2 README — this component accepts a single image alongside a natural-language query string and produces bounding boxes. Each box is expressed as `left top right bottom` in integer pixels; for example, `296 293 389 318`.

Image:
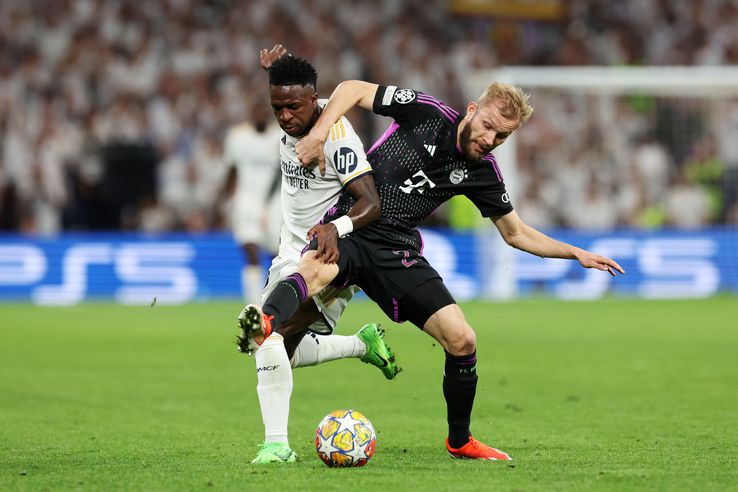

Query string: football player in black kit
240 80 625 460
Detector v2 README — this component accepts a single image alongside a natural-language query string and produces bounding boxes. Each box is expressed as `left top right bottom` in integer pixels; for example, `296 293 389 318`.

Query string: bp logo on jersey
394 89 416 104
449 168 468 184
334 147 358 175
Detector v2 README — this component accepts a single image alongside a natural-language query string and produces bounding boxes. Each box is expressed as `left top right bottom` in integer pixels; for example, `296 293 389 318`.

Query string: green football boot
250 442 299 464
356 323 401 380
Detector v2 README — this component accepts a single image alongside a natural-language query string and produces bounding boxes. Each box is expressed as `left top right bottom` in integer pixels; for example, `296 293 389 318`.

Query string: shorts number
392 250 418 268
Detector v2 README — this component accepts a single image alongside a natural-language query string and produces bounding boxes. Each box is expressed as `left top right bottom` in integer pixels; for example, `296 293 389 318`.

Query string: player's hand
260 44 287 71
576 251 625 277
296 133 326 176
306 223 340 264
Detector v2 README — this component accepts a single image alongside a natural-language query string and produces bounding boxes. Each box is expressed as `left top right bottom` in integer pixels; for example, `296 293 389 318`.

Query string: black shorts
307 224 456 328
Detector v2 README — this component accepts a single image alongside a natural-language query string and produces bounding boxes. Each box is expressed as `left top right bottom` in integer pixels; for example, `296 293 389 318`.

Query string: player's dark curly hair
268 55 318 90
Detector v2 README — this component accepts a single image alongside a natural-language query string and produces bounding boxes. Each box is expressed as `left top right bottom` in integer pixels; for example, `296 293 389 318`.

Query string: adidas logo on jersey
423 144 436 156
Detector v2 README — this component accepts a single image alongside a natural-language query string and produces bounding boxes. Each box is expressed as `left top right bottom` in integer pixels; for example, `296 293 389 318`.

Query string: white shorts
262 252 358 335
232 193 281 252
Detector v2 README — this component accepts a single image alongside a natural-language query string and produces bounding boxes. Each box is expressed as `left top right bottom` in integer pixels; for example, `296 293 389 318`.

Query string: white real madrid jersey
224 122 282 205
278 101 372 258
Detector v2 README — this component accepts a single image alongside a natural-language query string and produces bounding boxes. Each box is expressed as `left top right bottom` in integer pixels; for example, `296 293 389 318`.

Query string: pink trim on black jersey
367 121 400 154
416 94 459 123
483 154 503 182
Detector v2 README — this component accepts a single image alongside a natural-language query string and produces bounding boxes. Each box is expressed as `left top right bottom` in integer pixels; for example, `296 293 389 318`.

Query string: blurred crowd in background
2 0 738 235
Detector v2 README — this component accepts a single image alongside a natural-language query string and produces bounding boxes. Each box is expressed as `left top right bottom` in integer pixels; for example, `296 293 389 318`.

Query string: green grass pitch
1 298 737 491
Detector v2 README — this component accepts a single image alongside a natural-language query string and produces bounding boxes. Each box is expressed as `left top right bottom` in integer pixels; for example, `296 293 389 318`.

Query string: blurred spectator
684 135 725 221
566 176 619 231
516 173 557 230
716 99 738 220
0 0 737 233
664 169 712 229
631 133 673 205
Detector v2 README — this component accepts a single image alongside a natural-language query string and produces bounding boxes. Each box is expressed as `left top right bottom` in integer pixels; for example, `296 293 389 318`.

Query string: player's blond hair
479 82 534 127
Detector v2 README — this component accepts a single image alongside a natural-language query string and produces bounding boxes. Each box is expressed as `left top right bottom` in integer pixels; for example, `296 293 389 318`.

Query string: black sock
262 273 308 329
443 351 478 449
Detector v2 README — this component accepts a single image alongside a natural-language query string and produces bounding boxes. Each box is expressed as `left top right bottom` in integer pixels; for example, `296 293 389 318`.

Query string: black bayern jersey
325 85 513 250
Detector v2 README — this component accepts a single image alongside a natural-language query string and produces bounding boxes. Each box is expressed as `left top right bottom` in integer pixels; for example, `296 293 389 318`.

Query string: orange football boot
446 437 512 461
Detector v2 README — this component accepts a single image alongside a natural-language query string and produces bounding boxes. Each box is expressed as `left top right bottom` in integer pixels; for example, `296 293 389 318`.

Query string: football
314 409 377 467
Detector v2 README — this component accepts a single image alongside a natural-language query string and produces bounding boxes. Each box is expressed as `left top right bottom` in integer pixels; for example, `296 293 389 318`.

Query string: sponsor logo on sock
257 365 280 372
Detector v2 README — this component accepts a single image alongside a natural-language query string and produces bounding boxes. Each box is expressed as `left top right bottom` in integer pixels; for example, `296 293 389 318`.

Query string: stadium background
2 1 737 490
1 0 738 303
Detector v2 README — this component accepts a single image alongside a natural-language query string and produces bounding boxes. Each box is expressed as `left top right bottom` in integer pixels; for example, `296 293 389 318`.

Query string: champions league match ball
314 409 377 467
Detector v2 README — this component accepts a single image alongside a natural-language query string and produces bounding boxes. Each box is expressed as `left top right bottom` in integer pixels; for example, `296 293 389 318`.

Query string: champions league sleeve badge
394 88 416 104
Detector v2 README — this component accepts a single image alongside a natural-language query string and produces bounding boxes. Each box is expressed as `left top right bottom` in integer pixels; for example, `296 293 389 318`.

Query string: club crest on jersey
394 89 416 104
449 168 468 184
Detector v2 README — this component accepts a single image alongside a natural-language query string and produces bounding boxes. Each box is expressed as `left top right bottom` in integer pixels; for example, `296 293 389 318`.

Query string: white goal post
462 66 738 300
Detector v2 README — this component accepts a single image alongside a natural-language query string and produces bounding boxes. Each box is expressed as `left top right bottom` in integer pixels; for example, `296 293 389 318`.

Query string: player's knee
297 260 323 294
444 309 477 355
443 325 477 356
426 304 476 355
298 257 338 296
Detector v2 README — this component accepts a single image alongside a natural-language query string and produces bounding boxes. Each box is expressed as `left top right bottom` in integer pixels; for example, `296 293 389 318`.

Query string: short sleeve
466 181 514 218
323 116 373 187
372 85 440 128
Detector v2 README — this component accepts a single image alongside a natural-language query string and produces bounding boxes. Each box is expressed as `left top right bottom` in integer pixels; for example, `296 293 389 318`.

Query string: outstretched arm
492 211 625 276
296 81 379 173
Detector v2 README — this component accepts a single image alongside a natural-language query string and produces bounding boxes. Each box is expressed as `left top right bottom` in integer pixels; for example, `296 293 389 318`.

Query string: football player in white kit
239 47 400 464
223 102 282 304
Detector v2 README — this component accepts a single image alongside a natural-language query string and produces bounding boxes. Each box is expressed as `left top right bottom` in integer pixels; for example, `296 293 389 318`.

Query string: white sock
290 332 366 368
242 265 264 305
255 333 292 445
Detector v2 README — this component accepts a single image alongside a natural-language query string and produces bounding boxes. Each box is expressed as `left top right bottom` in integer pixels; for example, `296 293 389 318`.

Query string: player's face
459 99 519 162
269 84 319 137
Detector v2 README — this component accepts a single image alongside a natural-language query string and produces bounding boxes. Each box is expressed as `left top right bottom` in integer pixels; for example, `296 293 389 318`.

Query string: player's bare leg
237 296 399 378
263 292 400 379
424 304 512 460
237 284 399 464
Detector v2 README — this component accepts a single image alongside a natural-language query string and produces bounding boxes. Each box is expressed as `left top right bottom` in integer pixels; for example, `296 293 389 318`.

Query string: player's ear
465 101 477 119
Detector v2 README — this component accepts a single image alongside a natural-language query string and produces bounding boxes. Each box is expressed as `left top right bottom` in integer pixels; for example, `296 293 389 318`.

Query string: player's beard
255 120 267 133
459 123 485 163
